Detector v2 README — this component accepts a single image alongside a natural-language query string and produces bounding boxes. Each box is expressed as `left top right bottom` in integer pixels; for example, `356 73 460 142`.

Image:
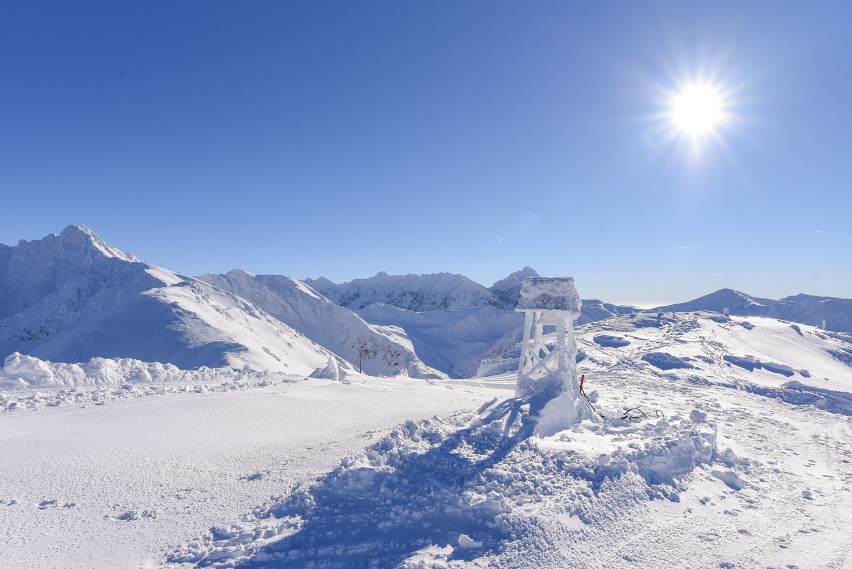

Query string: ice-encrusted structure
516 277 591 435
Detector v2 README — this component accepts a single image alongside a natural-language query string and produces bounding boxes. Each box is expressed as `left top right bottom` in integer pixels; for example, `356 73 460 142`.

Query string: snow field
165 352 852 568
1 308 850 568
0 374 507 569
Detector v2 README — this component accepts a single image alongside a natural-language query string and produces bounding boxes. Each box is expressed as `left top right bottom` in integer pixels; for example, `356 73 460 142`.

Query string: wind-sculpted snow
0 352 308 412
167 407 720 568
723 355 796 377
642 352 695 370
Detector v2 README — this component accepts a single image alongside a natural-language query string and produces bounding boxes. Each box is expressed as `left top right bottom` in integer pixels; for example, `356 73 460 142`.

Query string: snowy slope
656 288 852 332
0 374 505 569
0 226 334 374
197 270 445 378
306 271 505 311
483 311 852 385
163 313 852 568
3 308 852 568
357 303 524 378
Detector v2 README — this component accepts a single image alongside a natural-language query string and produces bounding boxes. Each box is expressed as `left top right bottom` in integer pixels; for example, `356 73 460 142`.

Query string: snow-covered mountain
487 266 540 308
655 288 852 332
197 270 445 378
0 226 334 374
306 271 505 311
357 303 524 378
4 232 852 569
4 226 849 383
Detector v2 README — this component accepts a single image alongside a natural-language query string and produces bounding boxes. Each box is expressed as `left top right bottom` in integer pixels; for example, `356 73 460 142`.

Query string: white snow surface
2 310 851 568
0 374 507 569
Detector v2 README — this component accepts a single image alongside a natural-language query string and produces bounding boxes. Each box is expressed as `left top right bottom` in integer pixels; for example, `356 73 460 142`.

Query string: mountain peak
58 225 140 263
489 267 541 309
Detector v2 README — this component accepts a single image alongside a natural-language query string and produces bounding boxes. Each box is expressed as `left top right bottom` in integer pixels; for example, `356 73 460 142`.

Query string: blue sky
2 1 851 305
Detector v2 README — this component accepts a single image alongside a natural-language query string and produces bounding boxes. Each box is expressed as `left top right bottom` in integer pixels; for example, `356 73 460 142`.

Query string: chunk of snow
457 533 483 549
309 357 345 380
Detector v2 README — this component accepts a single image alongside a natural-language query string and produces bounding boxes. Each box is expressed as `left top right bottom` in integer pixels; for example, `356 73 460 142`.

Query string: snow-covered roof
516 277 581 313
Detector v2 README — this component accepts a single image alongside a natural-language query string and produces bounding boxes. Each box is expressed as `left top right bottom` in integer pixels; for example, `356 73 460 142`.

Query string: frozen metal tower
516 277 590 434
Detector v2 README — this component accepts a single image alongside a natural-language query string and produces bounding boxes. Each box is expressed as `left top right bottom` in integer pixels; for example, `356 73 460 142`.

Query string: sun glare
671 83 724 137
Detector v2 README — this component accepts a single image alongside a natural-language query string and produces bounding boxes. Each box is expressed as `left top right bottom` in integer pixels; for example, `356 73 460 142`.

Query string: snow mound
0 352 297 391
642 352 695 370
0 353 300 411
168 408 722 568
1 352 200 389
309 357 346 380
724 355 795 377
593 334 631 348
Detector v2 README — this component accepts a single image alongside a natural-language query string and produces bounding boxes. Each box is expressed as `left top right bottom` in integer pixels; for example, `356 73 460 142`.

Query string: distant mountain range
0 226 336 375
655 289 852 332
1 226 849 378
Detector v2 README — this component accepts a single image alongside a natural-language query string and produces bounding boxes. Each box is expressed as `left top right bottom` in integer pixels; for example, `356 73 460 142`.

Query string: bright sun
671 83 724 137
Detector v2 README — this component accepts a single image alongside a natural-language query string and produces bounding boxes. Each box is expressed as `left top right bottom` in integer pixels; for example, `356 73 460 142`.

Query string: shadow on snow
233 411 523 568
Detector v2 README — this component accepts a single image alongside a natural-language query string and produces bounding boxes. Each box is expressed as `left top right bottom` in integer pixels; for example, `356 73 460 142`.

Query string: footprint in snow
107 510 157 522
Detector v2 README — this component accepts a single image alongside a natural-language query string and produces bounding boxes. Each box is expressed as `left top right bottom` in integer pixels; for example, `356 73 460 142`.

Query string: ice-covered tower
516 277 591 435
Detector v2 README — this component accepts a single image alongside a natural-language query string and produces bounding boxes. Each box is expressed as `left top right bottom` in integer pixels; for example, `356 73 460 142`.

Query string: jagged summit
2 224 141 267
57 224 141 263
0 226 337 373
307 271 503 312
307 268 546 312
489 266 540 309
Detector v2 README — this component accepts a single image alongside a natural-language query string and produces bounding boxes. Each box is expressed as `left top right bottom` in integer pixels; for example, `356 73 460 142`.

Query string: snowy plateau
1 225 851 569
